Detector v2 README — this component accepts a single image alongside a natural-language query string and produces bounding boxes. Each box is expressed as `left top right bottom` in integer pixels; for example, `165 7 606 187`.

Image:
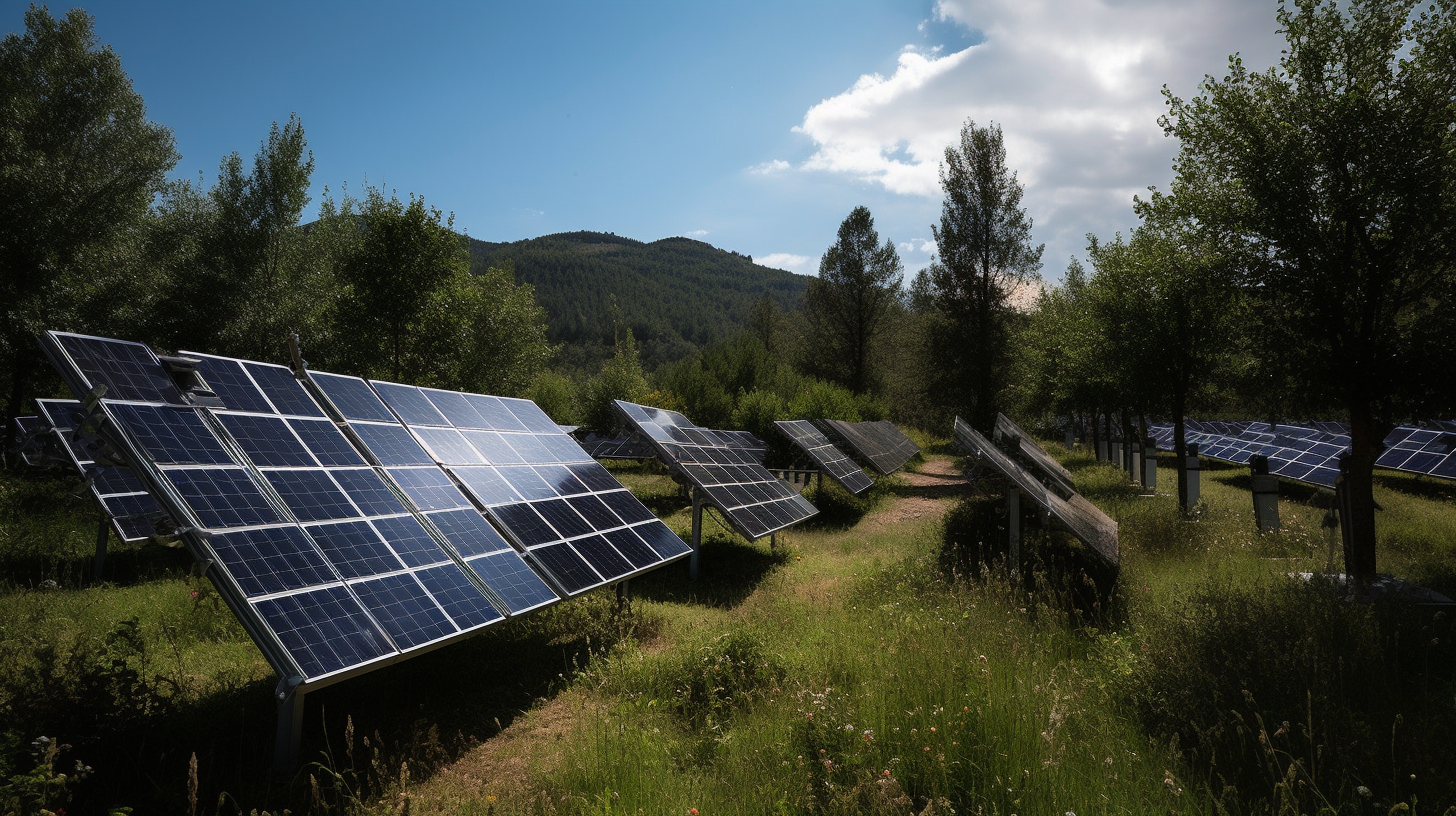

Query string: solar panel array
774 420 874 495
1147 421 1349 488
613 400 817 540
313 373 691 597
29 398 174 541
818 419 919 475
38 331 687 693
953 417 1118 566
992 413 1076 497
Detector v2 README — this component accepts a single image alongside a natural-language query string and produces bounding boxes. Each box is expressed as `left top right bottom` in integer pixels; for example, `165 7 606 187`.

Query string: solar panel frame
344 378 690 596
773 420 874 495
32 398 174 542
817 419 919 475
953 417 1118 567
992 413 1077 497
613 400 817 540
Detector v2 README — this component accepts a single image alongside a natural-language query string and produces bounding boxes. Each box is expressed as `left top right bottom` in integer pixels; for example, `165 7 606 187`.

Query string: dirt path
862 455 966 531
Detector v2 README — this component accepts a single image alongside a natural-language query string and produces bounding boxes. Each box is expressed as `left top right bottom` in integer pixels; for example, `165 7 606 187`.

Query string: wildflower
1357 786 1372 798
689 809 699 816
930 727 936 733
863 730 874 741
883 770 891 777
924 746 930 752
978 655 988 663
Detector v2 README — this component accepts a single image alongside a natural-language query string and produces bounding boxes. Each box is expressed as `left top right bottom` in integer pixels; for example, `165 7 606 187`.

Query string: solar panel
185 354 557 621
613 400 817 540
312 374 689 597
992 413 1077 497
31 399 173 542
817 419 919 475
1377 425 1456 481
953 417 1118 567
574 430 659 460
773 420 873 495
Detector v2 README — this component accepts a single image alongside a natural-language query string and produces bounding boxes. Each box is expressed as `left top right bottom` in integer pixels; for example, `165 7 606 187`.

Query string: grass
3 440 1456 814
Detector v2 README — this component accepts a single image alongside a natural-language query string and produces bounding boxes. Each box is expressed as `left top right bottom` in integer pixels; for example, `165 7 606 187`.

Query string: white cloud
899 238 937 255
748 159 791 175
791 0 1286 273
685 229 709 237
757 253 815 274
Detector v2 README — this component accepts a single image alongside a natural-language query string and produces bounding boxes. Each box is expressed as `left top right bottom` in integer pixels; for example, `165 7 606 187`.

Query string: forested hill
468 231 810 369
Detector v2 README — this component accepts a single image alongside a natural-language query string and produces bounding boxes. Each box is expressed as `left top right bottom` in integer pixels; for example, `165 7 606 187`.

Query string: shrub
1115 576 1456 808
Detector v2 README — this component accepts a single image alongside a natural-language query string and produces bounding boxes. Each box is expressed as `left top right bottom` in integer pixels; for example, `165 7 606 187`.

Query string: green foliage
582 329 650 432
731 388 788 444
801 206 903 394
153 114 322 362
526 370 579 425
786 380 862 424
0 4 177 456
1162 0 1456 579
655 357 734 429
469 232 809 370
923 119 1043 433
0 735 101 816
1113 575 1456 809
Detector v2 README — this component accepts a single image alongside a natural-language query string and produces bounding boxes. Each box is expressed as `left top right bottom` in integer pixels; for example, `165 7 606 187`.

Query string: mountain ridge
468 231 811 369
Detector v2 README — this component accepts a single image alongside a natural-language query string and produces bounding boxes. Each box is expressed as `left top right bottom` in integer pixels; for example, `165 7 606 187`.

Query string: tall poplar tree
925 120 1043 432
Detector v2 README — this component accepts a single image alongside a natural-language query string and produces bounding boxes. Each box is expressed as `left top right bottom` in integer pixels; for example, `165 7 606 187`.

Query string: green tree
1162 0 1456 584
1086 199 1241 511
332 187 470 382
583 328 650 432
156 115 318 360
925 120 1043 432
802 206 903 394
0 5 176 459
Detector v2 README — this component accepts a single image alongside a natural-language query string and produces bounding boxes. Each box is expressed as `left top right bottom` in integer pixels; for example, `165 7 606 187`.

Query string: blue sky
8 0 1285 282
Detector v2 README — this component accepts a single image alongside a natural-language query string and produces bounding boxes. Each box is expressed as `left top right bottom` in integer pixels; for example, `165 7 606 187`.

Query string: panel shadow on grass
627 531 787 609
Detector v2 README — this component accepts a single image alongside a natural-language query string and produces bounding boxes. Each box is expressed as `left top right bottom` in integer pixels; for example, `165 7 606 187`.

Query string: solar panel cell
351 573 456 649
164 468 282 528
209 526 337 597
254 586 394 680
306 520 404 579
244 363 325 418
414 563 503 629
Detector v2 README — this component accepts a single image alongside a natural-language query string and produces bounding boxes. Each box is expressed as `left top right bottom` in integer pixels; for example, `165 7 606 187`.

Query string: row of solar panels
1146 420 1456 488
577 415 919 499
18 331 923 696
954 413 1119 567
26 332 697 691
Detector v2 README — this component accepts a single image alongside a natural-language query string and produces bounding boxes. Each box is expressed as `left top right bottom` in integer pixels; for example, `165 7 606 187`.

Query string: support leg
93 513 109 579
273 681 305 773
690 491 703 582
1007 487 1021 581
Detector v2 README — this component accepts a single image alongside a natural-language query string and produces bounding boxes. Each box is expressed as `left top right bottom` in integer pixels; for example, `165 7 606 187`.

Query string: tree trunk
1173 390 1189 514
1345 400 1381 590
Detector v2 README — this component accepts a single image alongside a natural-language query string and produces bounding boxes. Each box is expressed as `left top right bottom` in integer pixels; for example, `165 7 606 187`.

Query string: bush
1115 576 1456 809
526 370 578 424
787 379 861 423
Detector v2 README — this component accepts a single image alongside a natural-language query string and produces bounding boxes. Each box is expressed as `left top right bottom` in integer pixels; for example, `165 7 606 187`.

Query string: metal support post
1335 456 1355 580
1250 455 1279 532
1142 441 1158 490
93 513 109 578
1064 427 1075 449
1183 443 1201 509
769 532 777 551
1007 487 1021 580
1127 439 1139 483
616 580 630 615
690 489 703 582
1097 440 1108 462
273 677 305 772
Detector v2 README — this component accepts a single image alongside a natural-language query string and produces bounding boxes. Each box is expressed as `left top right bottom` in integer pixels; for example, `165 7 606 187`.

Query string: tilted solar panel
953 417 1118 567
774 419 874 495
311 374 689 598
574 431 657 460
1377 425 1456 480
992 413 1076 497
614 400 817 540
32 398 174 542
817 419 919 475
